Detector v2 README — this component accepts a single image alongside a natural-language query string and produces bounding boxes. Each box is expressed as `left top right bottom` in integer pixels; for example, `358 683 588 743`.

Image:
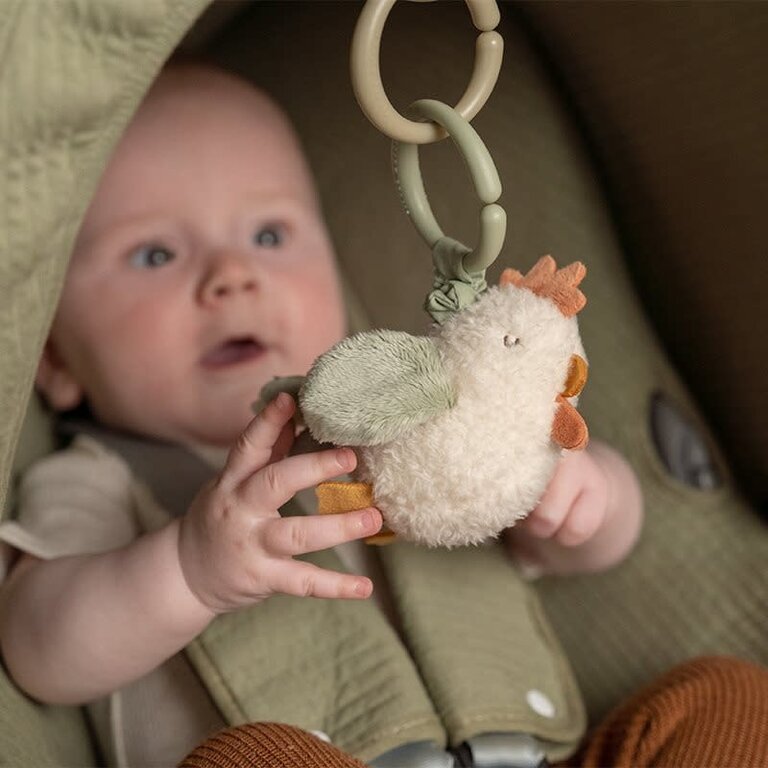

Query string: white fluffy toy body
260 255 589 548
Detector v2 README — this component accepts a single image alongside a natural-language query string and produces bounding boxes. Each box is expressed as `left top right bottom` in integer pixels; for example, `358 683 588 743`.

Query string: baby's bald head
40 62 346 447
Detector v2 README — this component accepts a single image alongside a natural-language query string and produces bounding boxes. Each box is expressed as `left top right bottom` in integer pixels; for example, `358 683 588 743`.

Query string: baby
0 64 642 766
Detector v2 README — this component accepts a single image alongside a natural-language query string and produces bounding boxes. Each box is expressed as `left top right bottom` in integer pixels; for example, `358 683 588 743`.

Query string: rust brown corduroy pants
568 655 768 768
180 656 768 768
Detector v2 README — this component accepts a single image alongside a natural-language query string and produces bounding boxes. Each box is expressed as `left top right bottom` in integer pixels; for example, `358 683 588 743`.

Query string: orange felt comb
499 255 586 318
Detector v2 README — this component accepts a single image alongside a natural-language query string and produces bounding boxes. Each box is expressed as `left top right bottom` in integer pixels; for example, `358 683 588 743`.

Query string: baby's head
36 63 346 447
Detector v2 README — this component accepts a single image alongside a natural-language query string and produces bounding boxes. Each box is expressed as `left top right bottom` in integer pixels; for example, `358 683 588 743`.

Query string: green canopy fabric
0 0 210 513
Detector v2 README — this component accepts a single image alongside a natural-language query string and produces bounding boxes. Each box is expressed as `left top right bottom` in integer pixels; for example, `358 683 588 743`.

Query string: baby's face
42 68 346 447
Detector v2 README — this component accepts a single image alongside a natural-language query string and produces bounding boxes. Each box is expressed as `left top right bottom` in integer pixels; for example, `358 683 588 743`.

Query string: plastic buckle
462 733 549 768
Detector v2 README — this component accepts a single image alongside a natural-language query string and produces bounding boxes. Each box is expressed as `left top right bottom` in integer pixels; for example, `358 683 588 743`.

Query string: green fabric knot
425 237 488 324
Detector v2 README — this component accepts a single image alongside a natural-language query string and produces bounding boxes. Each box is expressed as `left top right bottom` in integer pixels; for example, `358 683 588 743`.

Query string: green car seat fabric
207 1 767 724
1 2 766 765
519 3 768 509
0 2 210 764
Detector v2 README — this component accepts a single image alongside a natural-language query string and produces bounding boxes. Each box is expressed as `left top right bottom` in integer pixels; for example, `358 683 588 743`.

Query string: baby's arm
0 394 381 704
0 520 213 704
505 440 643 576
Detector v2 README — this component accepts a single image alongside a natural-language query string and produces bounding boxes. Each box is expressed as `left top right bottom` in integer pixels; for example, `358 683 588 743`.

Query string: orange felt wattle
551 395 589 450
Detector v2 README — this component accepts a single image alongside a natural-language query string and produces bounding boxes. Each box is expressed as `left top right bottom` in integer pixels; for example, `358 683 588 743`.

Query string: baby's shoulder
3 436 144 563
20 433 135 497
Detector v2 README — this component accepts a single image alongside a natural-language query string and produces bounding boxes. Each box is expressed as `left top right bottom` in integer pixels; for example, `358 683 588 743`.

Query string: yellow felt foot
315 481 396 545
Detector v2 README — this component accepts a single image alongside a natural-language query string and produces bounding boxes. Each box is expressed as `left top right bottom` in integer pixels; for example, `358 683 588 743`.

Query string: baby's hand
177 394 382 613
506 442 643 576
518 450 609 548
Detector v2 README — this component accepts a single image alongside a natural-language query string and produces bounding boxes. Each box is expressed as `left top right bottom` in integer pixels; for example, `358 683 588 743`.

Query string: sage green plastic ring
393 99 507 273
351 0 503 144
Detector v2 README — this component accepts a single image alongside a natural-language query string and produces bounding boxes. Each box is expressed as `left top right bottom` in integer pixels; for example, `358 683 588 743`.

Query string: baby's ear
35 340 83 411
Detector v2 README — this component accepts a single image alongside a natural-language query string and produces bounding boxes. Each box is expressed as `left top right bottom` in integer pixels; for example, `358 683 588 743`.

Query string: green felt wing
300 330 456 446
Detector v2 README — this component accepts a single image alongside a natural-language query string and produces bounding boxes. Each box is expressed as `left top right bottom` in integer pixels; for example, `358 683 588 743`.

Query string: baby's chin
124 403 255 451
83 382 262 450
171 355 321 448
187 409 259 449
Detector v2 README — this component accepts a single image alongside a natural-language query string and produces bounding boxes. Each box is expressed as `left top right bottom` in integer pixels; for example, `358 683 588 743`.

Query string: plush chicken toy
259 252 589 548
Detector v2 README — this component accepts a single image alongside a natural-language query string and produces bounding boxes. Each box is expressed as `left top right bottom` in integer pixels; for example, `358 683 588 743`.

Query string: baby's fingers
239 448 356 509
554 485 607 547
523 499 569 539
523 452 583 538
221 394 296 490
260 508 382 557
267 560 373 600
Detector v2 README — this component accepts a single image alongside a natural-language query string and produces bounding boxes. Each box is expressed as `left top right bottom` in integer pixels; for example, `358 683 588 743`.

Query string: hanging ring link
393 99 507 274
351 0 504 144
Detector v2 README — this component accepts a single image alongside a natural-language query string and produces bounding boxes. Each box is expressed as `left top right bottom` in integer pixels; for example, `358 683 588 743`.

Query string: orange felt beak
561 354 588 398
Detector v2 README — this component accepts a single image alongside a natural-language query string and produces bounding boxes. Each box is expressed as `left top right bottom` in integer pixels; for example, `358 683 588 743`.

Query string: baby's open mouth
201 336 266 368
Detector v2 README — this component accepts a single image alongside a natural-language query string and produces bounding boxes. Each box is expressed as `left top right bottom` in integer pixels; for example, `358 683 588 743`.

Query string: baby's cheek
98 293 177 355
292 275 346 364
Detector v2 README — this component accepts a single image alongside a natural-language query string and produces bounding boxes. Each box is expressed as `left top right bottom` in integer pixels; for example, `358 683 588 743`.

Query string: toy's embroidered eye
130 245 175 269
503 334 520 348
253 225 284 248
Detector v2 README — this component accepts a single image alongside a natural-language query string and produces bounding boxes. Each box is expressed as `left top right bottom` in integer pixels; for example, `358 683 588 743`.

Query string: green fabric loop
425 237 488 324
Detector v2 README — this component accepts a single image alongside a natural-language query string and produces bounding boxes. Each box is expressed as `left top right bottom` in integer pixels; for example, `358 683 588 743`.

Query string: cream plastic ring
393 99 506 273
351 0 503 144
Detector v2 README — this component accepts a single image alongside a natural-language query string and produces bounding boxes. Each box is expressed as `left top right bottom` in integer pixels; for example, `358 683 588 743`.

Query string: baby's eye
253 225 284 249
130 245 175 269
503 333 520 348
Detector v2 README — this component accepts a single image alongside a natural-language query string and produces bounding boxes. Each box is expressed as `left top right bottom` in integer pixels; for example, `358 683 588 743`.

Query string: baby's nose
199 254 257 304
